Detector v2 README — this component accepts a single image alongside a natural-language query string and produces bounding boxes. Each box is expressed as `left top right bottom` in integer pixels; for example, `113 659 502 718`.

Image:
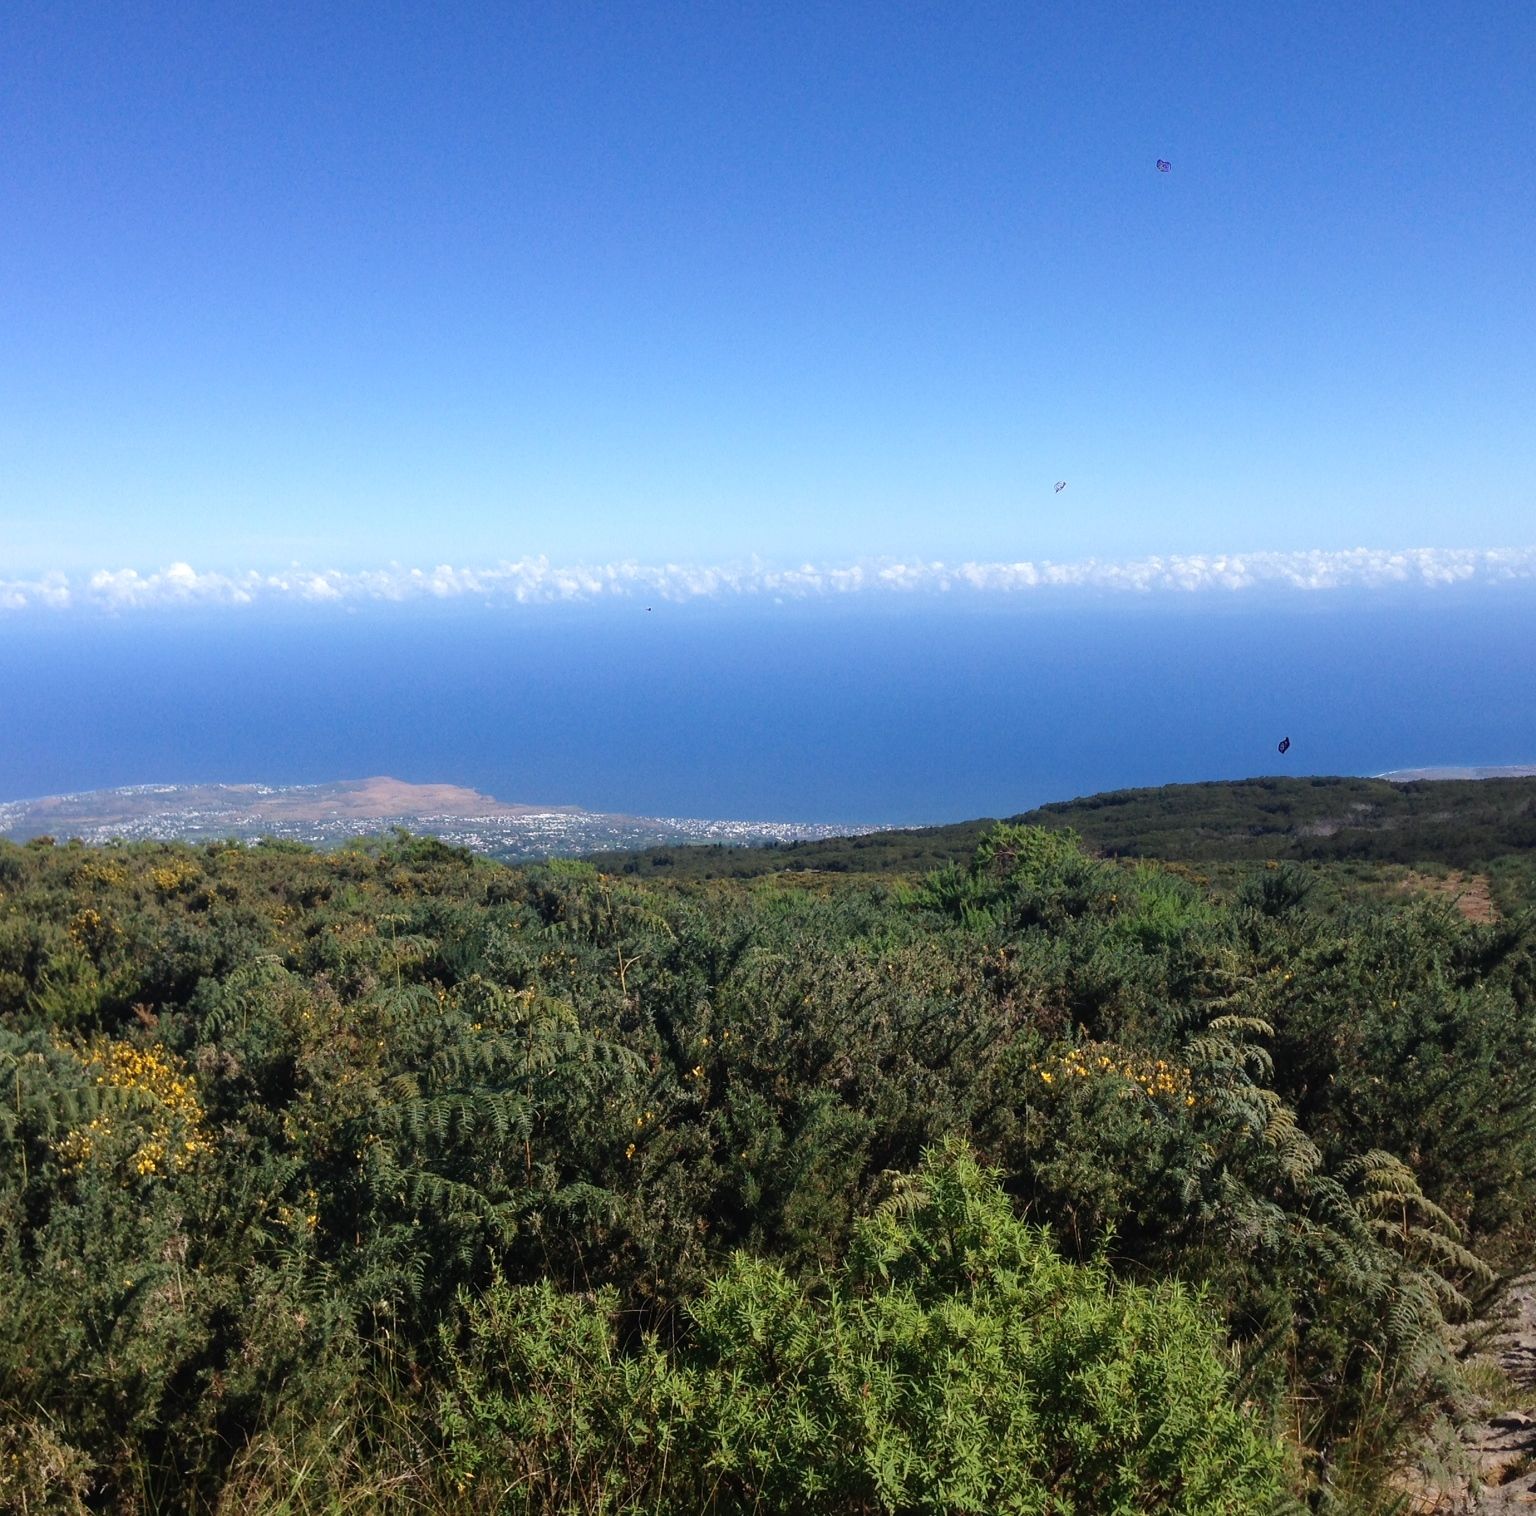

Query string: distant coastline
0 776 877 860
7 768 1536 864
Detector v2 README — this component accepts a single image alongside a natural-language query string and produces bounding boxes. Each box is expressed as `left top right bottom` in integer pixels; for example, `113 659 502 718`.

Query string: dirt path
1421 1278 1536 1511
1397 871 1499 924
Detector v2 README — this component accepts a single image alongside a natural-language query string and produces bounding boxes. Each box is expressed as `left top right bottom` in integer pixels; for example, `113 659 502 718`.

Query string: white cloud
0 571 71 610
0 546 1533 613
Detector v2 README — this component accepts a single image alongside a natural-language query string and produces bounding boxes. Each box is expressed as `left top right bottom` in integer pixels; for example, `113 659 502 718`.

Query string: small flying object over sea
1156 159 1172 172
1054 480 1067 493
1277 736 1291 755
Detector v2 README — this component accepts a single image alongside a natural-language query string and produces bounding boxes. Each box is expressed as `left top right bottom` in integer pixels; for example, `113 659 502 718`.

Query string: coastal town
0 777 877 860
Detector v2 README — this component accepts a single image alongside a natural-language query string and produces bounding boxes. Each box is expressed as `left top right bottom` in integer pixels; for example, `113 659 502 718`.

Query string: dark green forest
4 801 1535 1511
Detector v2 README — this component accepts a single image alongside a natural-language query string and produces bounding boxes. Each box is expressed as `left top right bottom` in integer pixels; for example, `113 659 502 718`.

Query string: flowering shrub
1031 1040 1197 1106
53 1037 210 1178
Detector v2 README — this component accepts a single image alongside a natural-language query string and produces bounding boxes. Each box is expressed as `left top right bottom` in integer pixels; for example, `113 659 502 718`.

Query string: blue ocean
2 591 1533 827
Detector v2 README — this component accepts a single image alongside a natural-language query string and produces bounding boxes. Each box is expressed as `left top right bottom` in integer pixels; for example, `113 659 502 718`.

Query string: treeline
589 775 1536 886
2 826 1535 1511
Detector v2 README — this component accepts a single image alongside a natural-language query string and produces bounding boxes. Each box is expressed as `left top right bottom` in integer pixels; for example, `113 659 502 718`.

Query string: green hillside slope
590 774 1536 883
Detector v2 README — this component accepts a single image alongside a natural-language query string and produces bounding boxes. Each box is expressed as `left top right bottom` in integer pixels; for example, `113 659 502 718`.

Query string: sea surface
2 591 1533 827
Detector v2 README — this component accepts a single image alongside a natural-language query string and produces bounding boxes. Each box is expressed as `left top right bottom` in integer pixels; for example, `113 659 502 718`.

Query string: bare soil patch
1397 870 1499 924
1408 1278 1536 1512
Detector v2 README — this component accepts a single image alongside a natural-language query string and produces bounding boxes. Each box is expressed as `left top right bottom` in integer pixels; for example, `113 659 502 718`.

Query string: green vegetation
590 815 1006 881
2 814 1534 1511
440 1145 1281 1514
590 775 1536 894
1030 775 1536 868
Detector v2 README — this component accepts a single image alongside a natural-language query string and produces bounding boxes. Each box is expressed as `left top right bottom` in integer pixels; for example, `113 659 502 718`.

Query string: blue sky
3 0 1533 582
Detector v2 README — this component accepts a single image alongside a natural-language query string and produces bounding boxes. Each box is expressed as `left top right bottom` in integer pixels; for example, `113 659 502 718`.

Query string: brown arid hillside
227 776 578 820
4 776 577 831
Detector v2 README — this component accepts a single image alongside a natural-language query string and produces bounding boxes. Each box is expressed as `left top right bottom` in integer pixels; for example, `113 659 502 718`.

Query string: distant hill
0 777 874 859
588 774 1536 881
1029 775 1536 866
1379 765 1536 781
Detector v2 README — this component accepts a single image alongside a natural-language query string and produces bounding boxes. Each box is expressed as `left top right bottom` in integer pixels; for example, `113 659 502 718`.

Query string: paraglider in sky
1277 736 1291 755
1156 159 1171 172
1054 480 1067 493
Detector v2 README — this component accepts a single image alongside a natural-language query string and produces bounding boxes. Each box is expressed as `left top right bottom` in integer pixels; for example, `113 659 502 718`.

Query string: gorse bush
440 1143 1283 1514
0 824 1531 1510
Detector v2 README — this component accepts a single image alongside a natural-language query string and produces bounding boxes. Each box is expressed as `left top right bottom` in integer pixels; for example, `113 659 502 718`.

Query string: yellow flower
53 1037 209 1177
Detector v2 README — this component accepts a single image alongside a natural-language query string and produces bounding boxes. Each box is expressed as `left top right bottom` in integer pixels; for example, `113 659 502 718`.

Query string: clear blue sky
3 0 1532 577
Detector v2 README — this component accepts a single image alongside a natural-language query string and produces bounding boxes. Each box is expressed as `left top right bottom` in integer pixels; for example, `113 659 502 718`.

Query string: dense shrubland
1 823 1533 1512
593 775 1536 899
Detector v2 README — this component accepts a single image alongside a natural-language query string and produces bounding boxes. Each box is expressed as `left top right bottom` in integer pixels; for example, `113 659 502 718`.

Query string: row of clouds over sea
3 546 1535 614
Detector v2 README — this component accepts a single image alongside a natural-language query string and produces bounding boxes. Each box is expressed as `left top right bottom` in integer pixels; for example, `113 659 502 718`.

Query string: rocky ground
1420 1277 1536 1511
